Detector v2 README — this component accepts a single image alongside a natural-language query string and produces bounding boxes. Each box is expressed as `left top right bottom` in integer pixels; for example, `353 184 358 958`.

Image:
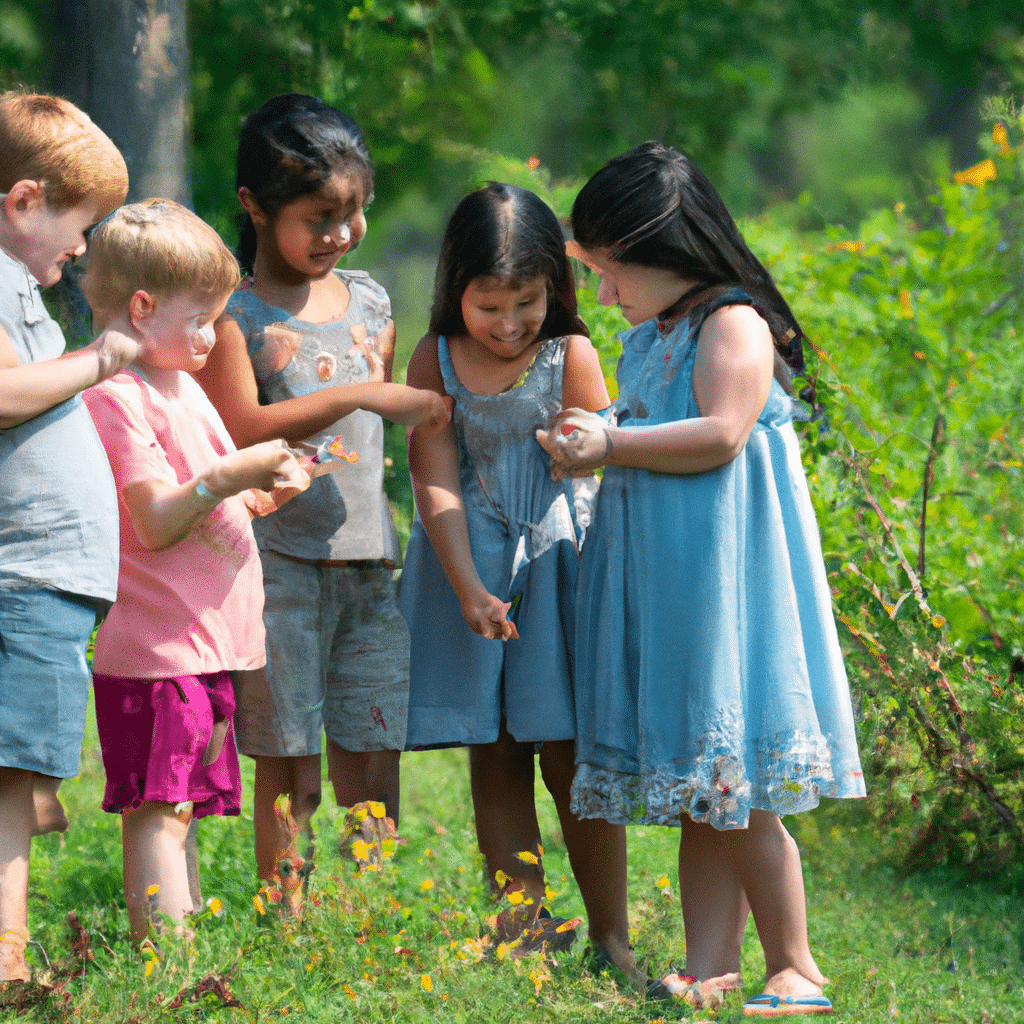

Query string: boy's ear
128 289 156 327
237 187 268 225
3 179 45 218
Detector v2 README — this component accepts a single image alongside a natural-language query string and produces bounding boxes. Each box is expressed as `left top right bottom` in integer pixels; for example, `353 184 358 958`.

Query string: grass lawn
5 702 1023 1023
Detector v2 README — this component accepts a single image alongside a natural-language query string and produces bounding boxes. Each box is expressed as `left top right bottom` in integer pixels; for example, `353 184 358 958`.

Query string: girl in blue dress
539 143 865 1016
400 183 641 983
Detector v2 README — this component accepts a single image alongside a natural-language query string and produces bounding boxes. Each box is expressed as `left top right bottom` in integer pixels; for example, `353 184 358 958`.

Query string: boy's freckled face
137 291 231 373
22 202 102 288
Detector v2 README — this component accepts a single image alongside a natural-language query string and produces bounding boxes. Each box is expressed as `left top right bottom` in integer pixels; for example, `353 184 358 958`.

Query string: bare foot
0 927 30 983
762 967 825 998
592 935 649 988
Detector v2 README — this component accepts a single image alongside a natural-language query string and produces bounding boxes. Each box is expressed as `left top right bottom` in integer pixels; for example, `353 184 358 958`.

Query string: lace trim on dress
570 726 858 830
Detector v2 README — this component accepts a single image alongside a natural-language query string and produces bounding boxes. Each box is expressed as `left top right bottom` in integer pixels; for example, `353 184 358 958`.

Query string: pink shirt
84 370 266 679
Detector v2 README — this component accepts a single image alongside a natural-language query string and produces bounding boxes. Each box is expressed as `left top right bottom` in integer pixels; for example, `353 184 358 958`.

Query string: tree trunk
51 0 191 206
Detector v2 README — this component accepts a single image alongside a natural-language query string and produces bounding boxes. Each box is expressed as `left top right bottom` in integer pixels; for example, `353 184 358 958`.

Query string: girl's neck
447 333 546 397
249 252 351 323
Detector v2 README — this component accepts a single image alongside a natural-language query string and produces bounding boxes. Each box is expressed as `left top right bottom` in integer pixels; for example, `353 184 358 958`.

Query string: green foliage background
1 0 1023 870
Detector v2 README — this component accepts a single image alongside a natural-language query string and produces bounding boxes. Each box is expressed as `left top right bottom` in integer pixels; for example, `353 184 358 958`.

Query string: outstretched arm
539 305 773 477
406 334 517 640
122 440 307 551
0 326 140 429
194 314 449 449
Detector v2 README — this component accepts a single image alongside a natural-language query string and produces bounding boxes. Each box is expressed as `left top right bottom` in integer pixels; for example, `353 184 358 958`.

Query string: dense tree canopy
5 1 1020 227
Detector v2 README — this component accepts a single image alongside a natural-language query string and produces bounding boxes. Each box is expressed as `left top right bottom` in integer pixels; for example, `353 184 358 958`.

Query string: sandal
743 992 832 1016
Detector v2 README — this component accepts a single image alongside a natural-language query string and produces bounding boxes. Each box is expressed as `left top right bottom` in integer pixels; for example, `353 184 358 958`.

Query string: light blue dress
570 291 866 829
399 335 595 748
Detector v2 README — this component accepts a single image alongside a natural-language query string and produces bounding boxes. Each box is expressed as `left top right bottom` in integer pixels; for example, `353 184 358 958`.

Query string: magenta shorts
92 671 241 819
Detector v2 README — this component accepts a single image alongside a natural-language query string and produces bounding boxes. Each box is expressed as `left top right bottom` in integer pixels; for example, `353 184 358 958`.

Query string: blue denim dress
399 335 594 748
570 292 866 829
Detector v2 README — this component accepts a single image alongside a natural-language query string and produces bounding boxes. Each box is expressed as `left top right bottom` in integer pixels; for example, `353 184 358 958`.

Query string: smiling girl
398 183 642 983
194 94 448 888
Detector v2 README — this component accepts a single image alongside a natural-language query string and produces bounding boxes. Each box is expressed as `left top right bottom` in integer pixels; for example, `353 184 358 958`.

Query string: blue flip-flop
743 992 832 1016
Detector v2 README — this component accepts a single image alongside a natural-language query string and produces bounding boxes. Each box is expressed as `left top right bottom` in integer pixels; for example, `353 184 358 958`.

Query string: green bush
744 111 1024 870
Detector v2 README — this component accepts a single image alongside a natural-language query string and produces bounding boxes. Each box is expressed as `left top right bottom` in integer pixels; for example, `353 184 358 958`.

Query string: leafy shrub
745 112 1024 870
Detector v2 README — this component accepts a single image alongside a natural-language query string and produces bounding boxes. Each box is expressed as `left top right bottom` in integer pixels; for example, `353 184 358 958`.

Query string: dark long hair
235 93 374 275
429 183 588 340
571 142 808 383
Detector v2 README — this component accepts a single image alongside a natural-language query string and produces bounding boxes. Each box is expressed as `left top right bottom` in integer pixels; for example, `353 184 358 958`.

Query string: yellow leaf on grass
515 850 539 865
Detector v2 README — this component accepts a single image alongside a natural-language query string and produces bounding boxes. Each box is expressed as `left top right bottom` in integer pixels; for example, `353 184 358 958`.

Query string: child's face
460 275 548 361
136 290 230 373
577 248 691 327
264 171 367 281
21 199 102 288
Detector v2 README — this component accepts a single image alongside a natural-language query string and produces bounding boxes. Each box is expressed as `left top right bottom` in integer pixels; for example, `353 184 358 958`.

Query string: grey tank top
224 269 401 564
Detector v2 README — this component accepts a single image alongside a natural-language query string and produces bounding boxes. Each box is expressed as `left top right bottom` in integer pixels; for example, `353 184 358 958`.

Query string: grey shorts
0 588 98 777
234 550 409 757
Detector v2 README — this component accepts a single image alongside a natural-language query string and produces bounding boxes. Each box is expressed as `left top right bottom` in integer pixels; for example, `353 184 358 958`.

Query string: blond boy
80 200 303 944
0 91 138 982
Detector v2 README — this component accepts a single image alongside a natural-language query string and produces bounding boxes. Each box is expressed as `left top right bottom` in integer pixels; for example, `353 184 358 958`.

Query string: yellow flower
421 973 434 992
506 890 525 905
953 159 996 186
898 290 913 319
828 240 864 254
515 850 539 865
655 874 671 889
368 800 386 818
145 884 160 897
420 878 435 892
253 894 266 916
993 122 1013 156
527 155 540 170
206 897 223 916
894 201 906 215
494 869 509 887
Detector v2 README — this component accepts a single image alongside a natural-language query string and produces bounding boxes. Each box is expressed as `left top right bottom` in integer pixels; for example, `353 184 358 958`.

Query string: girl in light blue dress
539 143 865 1016
400 183 642 984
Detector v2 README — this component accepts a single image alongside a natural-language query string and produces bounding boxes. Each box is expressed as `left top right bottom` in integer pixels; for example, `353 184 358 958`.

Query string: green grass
6 705 1024 1023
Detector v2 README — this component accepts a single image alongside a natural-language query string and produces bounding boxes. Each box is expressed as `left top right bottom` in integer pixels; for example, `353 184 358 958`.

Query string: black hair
571 142 808 384
429 182 588 341
235 93 374 275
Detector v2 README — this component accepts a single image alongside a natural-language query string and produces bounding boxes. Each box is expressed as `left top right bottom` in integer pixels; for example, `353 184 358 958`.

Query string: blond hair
0 91 127 215
81 199 240 328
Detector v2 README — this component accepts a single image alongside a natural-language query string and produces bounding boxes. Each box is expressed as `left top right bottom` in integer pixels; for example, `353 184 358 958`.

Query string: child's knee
31 781 69 836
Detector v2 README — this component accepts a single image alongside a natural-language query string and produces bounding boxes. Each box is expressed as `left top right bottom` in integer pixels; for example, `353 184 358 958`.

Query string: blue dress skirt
570 292 866 829
399 335 595 748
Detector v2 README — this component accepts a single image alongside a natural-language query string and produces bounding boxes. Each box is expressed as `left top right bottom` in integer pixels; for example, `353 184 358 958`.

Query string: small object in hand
312 434 359 465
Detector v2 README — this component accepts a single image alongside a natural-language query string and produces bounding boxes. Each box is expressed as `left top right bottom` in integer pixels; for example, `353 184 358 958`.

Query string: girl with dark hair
195 94 448 890
539 143 865 1015
399 183 641 984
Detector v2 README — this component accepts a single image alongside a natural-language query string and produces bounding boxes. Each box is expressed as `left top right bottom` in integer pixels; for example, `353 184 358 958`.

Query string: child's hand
460 588 520 641
414 393 454 437
536 409 613 480
89 328 142 381
374 384 451 428
207 439 309 499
